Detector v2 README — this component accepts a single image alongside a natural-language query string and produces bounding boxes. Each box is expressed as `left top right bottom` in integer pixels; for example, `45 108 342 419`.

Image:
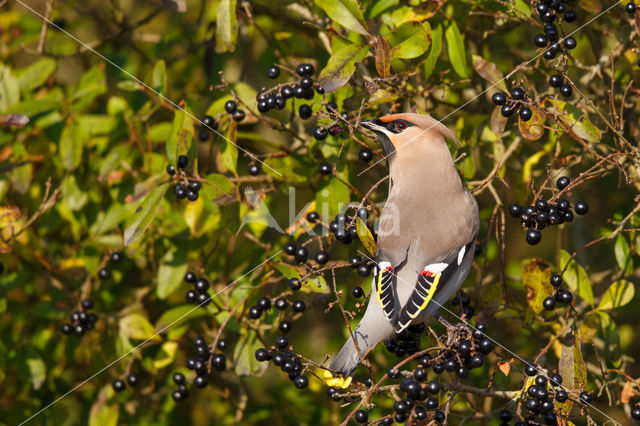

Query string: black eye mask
374 119 414 134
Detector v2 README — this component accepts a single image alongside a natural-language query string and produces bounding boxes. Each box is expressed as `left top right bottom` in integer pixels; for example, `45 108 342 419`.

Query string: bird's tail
329 338 361 377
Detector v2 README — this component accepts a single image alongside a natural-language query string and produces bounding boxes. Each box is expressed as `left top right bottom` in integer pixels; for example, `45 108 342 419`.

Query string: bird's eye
396 121 407 131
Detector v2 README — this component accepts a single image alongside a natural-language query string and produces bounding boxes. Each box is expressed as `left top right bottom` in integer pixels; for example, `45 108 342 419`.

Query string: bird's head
360 113 459 157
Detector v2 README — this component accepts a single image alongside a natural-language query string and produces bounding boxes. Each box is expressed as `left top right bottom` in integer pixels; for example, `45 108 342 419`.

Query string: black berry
519 106 533 121
266 65 280 79
574 201 588 215
112 379 126 392
358 148 373 163
177 155 188 169
313 126 328 140
492 92 507 106
315 251 329 265
625 1 637 14
534 34 548 47
298 104 312 119
126 374 139 387
292 300 306 312
224 100 237 114
318 162 332 175
294 246 308 263
248 164 261 176
560 84 573 97
354 410 368 423
543 296 556 311
526 229 542 245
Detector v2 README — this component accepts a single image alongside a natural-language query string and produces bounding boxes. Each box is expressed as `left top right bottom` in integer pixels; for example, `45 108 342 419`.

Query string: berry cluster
172 336 227 401
112 374 139 393
542 273 573 311
451 291 476 318
248 296 273 320
330 208 369 245
183 272 211 308
98 251 122 281
427 322 493 379
167 156 202 202
508 177 588 245
60 298 98 337
256 63 317 116
547 74 573 97
531 0 578 61
492 88 534 121
385 323 427 359
197 114 218 142
255 337 310 389
349 255 372 278
518 365 593 424
224 100 245 122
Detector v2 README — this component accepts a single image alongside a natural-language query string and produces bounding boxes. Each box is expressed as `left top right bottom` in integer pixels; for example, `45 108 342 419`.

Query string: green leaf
471 55 507 92
166 107 195 170
599 311 621 365
316 177 351 219
546 99 601 143
221 121 238 175
369 0 398 18
518 107 546 141
216 0 238 53
17 58 56 93
318 43 369 92
522 259 553 323
558 327 586 417
233 331 268 376
201 173 237 205
155 305 209 340
59 120 88 171
559 250 594 307
116 80 141 91
597 279 635 310
263 154 314 183
274 262 301 280
274 262 328 293
89 394 119 426
315 0 369 36
356 217 376 256
73 66 106 107
123 182 169 246
423 24 443 79
0 64 20 111
62 175 88 211
151 60 167 95
157 247 189 300
153 341 179 370
388 21 431 59
119 313 160 341
614 234 634 275
444 22 469 78
25 351 46 390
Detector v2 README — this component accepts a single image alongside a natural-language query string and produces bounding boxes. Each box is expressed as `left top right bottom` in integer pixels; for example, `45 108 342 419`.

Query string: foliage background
0 0 639 424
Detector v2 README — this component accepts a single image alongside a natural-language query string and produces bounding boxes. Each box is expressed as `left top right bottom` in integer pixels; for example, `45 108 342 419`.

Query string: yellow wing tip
321 370 352 389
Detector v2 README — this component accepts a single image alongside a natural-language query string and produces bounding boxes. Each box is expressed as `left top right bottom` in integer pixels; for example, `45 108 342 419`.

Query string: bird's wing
372 261 396 323
393 239 475 333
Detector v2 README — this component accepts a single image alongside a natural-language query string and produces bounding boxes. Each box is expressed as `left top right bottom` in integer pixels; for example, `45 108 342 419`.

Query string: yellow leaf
356 217 376 257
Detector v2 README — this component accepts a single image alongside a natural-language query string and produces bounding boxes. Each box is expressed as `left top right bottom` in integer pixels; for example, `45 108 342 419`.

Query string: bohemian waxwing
328 113 479 378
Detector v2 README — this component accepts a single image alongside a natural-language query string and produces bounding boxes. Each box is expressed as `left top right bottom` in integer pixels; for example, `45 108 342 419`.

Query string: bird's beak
360 120 386 133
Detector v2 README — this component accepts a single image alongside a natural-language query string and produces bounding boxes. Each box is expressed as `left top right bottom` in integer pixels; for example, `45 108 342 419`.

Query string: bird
328 113 479 379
